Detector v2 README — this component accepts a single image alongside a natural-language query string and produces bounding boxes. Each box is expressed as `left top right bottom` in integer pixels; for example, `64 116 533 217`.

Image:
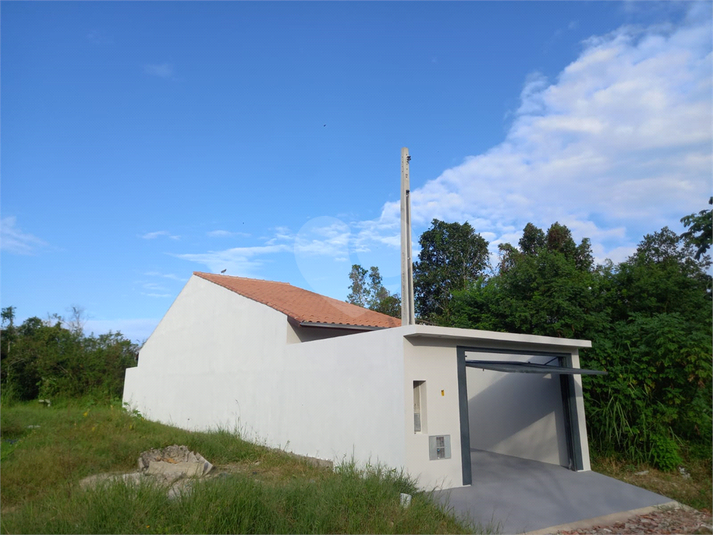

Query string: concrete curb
521 501 686 535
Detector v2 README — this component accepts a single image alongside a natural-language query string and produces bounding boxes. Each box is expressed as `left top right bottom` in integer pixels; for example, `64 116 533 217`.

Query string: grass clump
1 401 478 534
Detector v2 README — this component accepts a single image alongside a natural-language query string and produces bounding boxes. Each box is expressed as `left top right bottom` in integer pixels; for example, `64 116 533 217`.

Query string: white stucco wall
123 275 407 470
403 337 465 490
283 328 406 469
123 276 290 433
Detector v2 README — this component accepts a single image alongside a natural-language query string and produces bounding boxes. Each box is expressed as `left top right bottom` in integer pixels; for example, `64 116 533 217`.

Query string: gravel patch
553 506 712 535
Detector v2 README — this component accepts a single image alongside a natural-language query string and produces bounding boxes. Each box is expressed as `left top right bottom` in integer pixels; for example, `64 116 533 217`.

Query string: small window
413 381 426 433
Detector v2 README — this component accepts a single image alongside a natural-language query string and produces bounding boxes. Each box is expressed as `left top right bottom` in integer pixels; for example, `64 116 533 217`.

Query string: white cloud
591 244 637 266
144 63 174 78
207 230 250 238
143 282 168 292
87 29 112 44
140 230 180 240
1 217 47 255
144 271 186 282
294 218 350 257
172 6 711 287
173 244 291 276
360 7 712 264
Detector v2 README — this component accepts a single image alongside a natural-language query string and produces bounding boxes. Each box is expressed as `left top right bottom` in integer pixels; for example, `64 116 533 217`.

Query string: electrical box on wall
428 435 451 460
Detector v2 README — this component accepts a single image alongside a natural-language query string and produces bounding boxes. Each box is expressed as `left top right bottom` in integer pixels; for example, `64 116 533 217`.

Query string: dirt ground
555 506 712 535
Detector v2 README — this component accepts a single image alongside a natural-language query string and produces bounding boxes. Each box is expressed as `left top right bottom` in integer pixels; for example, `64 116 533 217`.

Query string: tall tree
346 265 401 318
452 218 712 469
545 221 577 258
453 225 603 339
519 223 546 256
413 219 489 325
1 306 16 328
346 265 369 307
680 197 712 261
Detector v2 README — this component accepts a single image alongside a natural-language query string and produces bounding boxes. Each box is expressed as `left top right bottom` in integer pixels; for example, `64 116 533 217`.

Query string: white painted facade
124 274 594 490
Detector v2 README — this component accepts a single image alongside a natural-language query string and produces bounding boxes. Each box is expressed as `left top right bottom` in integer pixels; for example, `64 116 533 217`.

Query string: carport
403 326 603 490
428 345 672 534
456 346 607 486
402 327 673 533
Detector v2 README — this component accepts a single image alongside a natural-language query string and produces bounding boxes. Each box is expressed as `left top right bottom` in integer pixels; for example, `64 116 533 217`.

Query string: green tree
453 222 599 335
453 222 603 339
346 265 369 307
680 197 712 260
1 311 139 403
543 222 593 270
413 219 490 325
365 267 401 317
2 306 16 328
1 306 18 393
346 265 401 318
545 221 577 258
451 219 712 469
518 223 545 256
611 227 711 320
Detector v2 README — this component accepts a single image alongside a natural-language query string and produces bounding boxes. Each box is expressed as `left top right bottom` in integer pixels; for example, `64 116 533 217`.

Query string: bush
1 312 139 404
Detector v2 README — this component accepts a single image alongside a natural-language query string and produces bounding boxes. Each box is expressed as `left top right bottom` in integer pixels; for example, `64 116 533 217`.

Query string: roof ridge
192 271 292 286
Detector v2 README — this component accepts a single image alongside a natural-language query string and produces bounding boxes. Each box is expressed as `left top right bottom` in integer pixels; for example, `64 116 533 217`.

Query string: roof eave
401 324 592 349
299 321 388 331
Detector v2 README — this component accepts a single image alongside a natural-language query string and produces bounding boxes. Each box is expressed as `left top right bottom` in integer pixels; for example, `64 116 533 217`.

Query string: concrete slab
521 502 682 535
432 450 671 534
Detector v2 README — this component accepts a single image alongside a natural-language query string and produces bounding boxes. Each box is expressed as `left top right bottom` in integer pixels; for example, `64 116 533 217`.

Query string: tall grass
1 399 267 507
3 465 471 534
1 401 479 534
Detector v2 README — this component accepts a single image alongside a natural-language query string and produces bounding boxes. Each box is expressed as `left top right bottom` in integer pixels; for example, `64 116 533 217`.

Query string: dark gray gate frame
456 346 585 486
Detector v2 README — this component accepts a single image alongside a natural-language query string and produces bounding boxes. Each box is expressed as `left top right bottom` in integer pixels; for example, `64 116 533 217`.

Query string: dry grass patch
592 455 712 512
217 456 331 485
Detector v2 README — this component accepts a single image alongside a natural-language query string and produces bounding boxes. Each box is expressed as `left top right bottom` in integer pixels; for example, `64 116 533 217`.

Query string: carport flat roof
401 324 592 349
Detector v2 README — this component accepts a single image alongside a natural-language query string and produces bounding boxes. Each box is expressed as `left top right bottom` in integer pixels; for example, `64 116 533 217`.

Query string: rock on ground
79 445 214 498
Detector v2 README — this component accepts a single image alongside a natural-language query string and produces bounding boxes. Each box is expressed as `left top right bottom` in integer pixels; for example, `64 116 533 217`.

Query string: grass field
0 400 479 534
3 400 709 534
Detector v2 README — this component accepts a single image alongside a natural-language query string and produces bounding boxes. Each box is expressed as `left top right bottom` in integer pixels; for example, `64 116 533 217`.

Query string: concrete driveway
432 449 672 534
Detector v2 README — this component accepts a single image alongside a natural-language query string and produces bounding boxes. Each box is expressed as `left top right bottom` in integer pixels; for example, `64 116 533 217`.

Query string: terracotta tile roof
194 272 401 330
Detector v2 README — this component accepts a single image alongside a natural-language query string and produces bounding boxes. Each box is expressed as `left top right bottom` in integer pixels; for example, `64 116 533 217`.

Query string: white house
123 271 599 490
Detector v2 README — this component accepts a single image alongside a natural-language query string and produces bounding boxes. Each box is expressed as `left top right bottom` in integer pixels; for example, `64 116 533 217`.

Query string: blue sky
2 1 711 342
